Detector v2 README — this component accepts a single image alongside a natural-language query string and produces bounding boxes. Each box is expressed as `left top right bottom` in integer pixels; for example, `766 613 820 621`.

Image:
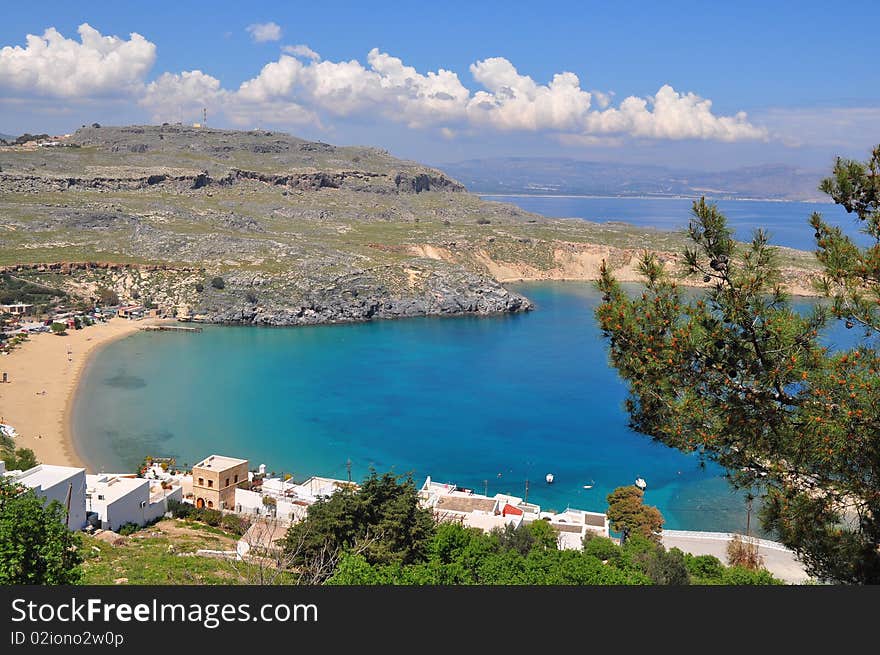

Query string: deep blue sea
478 195 863 251
72 198 864 534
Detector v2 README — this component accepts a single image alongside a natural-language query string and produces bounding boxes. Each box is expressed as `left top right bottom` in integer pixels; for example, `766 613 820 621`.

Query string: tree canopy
0 477 82 584
606 486 664 543
596 145 880 584
283 470 435 580
326 520 779 585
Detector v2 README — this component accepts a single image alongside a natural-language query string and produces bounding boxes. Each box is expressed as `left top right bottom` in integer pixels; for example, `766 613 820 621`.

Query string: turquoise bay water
73 197 866 534
479 195 861 251
73 280 855 535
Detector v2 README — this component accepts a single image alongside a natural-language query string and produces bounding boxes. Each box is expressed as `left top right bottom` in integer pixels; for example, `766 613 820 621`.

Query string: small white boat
545 473 554 484
634 477 647 490
582 484 593 490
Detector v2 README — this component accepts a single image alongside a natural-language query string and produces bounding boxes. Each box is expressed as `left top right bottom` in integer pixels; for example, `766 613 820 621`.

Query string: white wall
234 488 308 523
103 482 148 531
38 470 87 530
144 485 182 523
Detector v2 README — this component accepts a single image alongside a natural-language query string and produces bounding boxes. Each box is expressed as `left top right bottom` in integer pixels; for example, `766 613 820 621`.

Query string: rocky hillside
0 125 821 325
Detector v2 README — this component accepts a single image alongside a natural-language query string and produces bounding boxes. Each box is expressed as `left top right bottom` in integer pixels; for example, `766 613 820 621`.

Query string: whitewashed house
418 475 609 548
2 462 87 530
85 474 182 530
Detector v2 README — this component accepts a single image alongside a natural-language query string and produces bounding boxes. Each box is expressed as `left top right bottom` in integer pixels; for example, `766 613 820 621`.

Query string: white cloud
282 44 320 61
466 58 593 131
0 24 768 144
246 22 282 43
584 85 767 142
140 70 226 122
0 23 155 98
224 51 764 141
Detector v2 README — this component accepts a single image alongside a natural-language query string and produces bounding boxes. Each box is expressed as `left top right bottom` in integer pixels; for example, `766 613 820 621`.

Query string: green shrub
721 566 783 585
221 514 249 536
166 499 193 519
199 509 222 527
685 553 725 581
210 277 225 290
583 536 619 561
117 522 140 536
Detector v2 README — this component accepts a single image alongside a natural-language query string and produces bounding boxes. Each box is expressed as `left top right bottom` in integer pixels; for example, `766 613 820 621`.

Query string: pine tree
596 146 880 584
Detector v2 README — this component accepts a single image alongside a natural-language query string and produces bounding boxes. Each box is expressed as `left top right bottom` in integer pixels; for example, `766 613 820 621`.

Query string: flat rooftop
436 495 498 514
194 455 248 471
12 464 85 490
86 474 147 503
296 476 355 496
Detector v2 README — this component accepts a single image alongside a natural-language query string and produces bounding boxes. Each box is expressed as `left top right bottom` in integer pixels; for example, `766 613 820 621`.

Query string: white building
418 476 609 547
539 508 610 548
0 303 34 316
3 462 87 530
85 474 182 531
233 475 353 524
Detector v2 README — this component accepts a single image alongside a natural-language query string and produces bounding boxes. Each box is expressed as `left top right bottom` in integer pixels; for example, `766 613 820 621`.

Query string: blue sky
1 1 878 169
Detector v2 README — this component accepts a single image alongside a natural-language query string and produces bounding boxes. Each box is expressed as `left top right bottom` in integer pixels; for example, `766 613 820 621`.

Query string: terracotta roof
501 503 523 516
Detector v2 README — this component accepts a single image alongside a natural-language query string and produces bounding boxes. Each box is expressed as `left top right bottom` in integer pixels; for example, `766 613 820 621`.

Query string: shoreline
0 277 821 475
0 318 159 471
477 193 833 204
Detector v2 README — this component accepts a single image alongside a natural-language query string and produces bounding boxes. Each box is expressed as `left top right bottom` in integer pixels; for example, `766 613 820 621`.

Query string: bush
221 514 250 536
166 499 193 519
96 287 120 306
476 218 491 225
583 535 619 561
721 566 782 585
195 282 204 293
727 535 764 570
685 553 725 581
245 291 257 304
645 547 691 585
50 322 67 335
117 522 140 536
210 277 225 290
197 508 223 527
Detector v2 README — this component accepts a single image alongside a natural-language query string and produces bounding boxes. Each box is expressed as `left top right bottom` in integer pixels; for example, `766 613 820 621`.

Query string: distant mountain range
0 133 15 142
437 157 829 202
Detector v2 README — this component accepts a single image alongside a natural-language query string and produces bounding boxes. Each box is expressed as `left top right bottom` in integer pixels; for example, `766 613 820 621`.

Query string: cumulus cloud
222 50 766 141
466 58 593 131
0 23 155 97
140 70 226 121
282 44 320 61
0 24 767 144
583 85 766 142
246 22 282 43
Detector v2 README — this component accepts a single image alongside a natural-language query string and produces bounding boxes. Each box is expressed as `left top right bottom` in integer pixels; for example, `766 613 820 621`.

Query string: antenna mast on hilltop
203 107 207 126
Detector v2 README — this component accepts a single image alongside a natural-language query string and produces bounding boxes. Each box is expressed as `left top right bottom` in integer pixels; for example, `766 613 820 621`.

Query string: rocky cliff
0 124 820 325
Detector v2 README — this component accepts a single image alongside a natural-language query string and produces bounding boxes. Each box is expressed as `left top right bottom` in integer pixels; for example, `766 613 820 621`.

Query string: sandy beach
0 318 151 470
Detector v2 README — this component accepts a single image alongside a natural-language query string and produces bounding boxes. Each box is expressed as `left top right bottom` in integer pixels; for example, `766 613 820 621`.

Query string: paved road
661 531 811 584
